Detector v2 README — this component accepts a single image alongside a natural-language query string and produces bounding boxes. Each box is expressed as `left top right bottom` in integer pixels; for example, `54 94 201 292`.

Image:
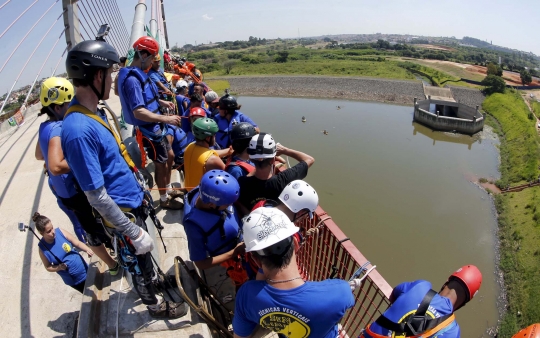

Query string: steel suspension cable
52 46 69 76
0 24 66 116
95 0 128 55
77 3 99 39
22 28 67 106
78 0 101 36
103 0 130 47
99 0 129 47
86 0 123 52
110 0 131 39
0 0 12 11
0 0 39 40
77 17 92 41
0 4 62 76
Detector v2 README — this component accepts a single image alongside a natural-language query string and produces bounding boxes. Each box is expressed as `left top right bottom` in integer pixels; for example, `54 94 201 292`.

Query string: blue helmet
199 170 240 206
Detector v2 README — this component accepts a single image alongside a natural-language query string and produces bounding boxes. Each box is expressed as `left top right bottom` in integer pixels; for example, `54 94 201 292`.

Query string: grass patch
206 59 416 80
205 79 230 95
531 101 540 117
495 188 540 337
482 90 539 186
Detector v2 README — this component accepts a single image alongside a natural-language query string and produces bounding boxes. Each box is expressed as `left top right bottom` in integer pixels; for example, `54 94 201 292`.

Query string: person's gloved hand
131 229 154 255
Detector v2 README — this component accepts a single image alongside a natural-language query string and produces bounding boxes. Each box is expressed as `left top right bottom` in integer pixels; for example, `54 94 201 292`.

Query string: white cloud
202 14 213 21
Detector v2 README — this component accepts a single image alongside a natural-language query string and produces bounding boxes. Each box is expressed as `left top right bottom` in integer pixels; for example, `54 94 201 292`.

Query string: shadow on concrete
20 165 46 338
0 115 39 166
47 311 79 337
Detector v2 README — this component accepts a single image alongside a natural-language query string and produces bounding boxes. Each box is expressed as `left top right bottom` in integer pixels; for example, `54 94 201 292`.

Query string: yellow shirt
183 142 218 191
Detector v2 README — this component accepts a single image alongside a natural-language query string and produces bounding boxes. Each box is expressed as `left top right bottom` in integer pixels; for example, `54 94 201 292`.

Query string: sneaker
167 189 185 199
160 196 184 210
109 262 120 276
148 301 188 319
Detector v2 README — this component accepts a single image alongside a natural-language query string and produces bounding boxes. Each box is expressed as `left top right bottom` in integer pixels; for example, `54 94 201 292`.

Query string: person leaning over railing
360 265 482 338
233 207 354 338
236 133 315 216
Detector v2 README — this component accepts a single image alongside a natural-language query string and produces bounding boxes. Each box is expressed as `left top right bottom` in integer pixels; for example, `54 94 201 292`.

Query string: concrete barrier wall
0 103 42 136
414 107 484 135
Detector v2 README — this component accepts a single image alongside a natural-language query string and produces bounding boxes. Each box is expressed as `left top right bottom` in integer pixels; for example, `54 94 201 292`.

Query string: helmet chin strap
48 106 63 121
89 70 107 100
136 49 153 72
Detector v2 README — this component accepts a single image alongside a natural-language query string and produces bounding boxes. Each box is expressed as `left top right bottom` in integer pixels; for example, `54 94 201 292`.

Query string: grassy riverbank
482 90 539 187
482 91 540 337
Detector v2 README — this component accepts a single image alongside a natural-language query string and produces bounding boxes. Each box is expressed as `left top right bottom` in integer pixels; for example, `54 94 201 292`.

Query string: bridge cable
0 0 12 11
109 0 131 40
0 14 65 115
22 28 68 107
105 0 131 46
95 0 129 55
78 0 101 37
98 0 130 49
86 0 124 53
0 0 39 40
77 17 92 41
51 46 69 76
77 3 99 39
0 3 62 76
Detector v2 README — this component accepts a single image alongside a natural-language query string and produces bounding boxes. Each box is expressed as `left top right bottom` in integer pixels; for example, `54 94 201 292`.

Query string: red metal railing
294 206 393 336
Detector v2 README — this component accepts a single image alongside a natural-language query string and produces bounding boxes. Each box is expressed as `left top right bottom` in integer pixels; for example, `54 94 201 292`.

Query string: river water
238 96 500 337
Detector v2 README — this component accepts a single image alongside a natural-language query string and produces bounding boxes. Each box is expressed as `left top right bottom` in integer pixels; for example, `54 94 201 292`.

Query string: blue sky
1 0 539 95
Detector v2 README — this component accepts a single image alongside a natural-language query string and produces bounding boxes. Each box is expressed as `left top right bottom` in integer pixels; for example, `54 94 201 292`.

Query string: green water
239 96 500 337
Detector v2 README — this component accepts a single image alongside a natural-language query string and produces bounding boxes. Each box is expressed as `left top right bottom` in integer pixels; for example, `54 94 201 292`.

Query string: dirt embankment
225 76 425 105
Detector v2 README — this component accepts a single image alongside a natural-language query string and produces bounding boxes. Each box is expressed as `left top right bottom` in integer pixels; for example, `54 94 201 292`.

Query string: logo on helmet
201 190 220 202
292 182 300 189
91 54 107 61
283 194 289 201
47 88 59 101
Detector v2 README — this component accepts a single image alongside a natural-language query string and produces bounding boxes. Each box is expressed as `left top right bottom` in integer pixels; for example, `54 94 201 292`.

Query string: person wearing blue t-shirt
234 207 355 338
225 122 256 180
61 39 186 319
215 93 259 149
33 212 93 293
165 124 189 169
148 54 173 99
361 265 483 338
117 38 183 209
205 91 220 118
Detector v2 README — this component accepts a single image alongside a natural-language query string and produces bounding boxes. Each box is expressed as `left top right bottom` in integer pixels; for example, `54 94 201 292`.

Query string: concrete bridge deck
423 85 456 102
0 90 221 337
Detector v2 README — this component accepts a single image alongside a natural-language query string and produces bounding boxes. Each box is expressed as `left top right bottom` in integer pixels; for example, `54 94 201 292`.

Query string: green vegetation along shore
482 91 540 337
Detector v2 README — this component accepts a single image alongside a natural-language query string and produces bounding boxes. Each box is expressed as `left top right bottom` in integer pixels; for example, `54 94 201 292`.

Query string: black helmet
219 94 238 111
181 57 187 62
66 40 119 99
231 122 256 141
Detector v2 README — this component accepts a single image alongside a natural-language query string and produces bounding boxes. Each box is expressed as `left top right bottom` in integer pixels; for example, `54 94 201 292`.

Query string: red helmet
133 36 159 55
172 74 180 80
190 107 207 118
512 324 540 338
448 265 482 302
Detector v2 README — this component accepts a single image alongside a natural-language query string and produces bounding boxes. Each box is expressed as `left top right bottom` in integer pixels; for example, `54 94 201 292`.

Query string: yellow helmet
40 77 74 107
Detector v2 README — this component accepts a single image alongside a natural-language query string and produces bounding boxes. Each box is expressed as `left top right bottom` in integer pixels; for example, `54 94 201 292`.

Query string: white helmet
279 180 319 219
247 133 276 160
176 80 188 89
243 208 298 255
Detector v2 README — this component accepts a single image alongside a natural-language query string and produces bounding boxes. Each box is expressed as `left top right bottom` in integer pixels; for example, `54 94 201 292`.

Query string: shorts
59 192 112 248
143 135 170 164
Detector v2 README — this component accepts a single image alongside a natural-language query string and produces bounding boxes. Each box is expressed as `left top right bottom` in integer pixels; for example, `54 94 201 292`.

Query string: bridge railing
294 206 392 335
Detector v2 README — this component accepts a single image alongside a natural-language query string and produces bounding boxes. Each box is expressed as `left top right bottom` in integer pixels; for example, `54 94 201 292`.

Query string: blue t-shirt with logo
214 110 257 149
61 97 144 209
368 280 459 337
233 279 354 338
38 228 87 286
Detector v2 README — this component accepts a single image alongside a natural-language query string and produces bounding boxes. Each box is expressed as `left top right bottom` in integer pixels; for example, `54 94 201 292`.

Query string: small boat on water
302 116 306 122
